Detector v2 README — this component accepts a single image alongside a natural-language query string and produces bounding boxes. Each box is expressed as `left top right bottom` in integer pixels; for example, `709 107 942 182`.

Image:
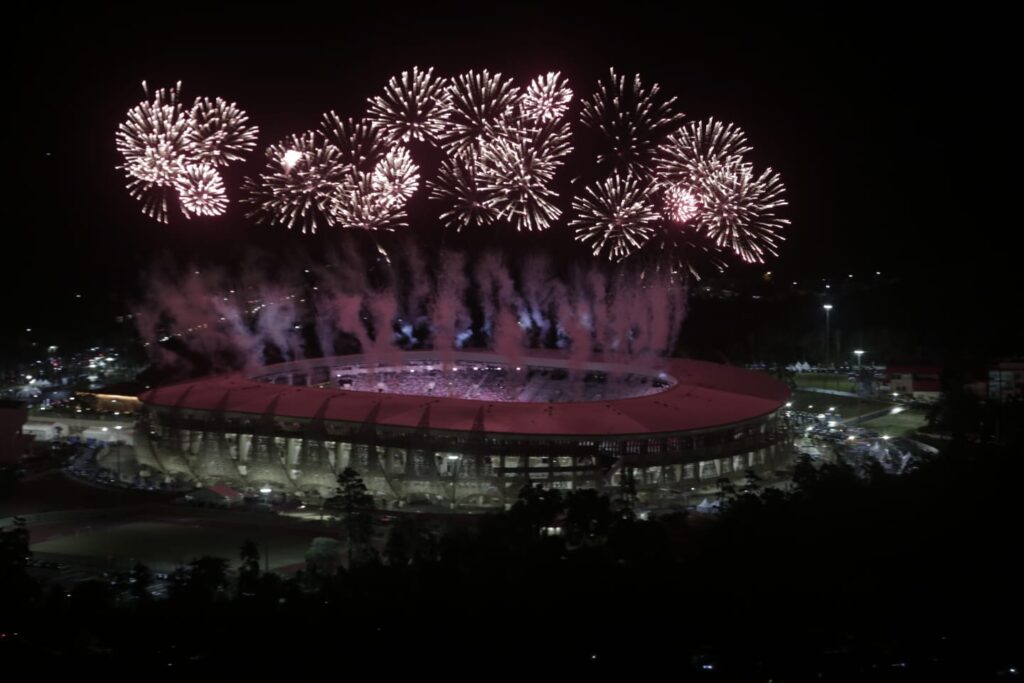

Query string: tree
334 468 375 567
170 556 229 604
564 489 612 545
615 467 638 521
238 540 261 598
305 537 344 576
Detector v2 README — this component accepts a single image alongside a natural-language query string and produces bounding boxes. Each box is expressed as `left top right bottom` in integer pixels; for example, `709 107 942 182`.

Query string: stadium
136 351 791 509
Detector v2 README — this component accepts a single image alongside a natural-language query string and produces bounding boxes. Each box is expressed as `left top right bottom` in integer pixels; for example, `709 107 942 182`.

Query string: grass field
30 520 324 571
790 390 889 419
858 410 929 437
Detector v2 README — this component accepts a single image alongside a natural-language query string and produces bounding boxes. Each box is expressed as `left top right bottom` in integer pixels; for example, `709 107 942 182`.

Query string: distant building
987 361 1024 401
75 382 144 414
0 400 34 464
886 365 942 402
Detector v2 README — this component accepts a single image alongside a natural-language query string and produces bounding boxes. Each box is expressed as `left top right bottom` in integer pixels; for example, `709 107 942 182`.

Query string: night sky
9 5 1015 358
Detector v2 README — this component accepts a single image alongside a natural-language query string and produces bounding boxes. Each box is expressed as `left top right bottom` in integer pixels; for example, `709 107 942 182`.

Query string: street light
854 349 864 368
823 305 833 369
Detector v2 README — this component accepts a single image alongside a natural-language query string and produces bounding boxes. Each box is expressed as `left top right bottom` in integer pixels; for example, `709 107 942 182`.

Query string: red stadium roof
139 354 790 437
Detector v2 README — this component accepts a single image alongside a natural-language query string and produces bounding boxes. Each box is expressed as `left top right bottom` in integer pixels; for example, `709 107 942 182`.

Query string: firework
580 69 684 175
333 173 409 231
662 184 699 223
116 82 189 179
320 113 387 172
366 66 451 145
125 178 172 224
571 173 661 260
175 163 228 217
426 153 499 230
116 82 258 223
371 147 420 206
656 117 751 185
186 96 260 167
477 135 562 232
440 70 521 157
521 71 573 123
241 131 350 233
695 163 788 263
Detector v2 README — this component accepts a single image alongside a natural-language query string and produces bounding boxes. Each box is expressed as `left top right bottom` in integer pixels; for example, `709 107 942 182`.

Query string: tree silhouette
334 468 375 567
238 540 261 598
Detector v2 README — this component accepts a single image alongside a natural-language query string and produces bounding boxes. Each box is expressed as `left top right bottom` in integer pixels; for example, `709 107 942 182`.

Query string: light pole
854 349 864 369
823 304 833 369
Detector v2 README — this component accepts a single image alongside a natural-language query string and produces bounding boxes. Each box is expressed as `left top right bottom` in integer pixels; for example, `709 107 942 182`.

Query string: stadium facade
136 351 792 508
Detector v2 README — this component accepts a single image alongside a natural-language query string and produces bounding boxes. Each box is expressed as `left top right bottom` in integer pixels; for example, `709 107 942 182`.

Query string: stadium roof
139 354 789 437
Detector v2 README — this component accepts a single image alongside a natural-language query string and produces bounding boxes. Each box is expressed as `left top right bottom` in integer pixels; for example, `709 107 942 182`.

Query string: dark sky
9 4 1014 356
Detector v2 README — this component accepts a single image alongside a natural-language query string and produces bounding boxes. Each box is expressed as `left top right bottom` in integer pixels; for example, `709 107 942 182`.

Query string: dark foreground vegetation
2 441 1021 679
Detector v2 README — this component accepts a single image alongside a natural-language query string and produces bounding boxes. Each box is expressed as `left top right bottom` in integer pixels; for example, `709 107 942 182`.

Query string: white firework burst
580 69 684 176
175 163 228 217
662 184 699 223
477 135 562 232
186 96 260 167
656 117 751 185
366 66 451 145
333 173 410 232
241 131 350 233
371 147 420 207
695 163 788 263
571 173 661 260
320 113 388 173
440 70 522 157
426 153 499 230
521 71 573 123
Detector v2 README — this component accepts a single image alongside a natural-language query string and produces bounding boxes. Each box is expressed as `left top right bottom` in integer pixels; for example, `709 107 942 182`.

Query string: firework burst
333 173 410 231
116 82 257 223
477 135 562 232
371 147 420 206
367 66 451 145
521 71 573 123
241 131 350 233
695 163 788 263
320 113 387 172
175 163 228 217
580 69 684 176
186 96 260 167
426 153 499 230
662 184 699 223
656 117 751 185
440 70 521 157
571 173 661 260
